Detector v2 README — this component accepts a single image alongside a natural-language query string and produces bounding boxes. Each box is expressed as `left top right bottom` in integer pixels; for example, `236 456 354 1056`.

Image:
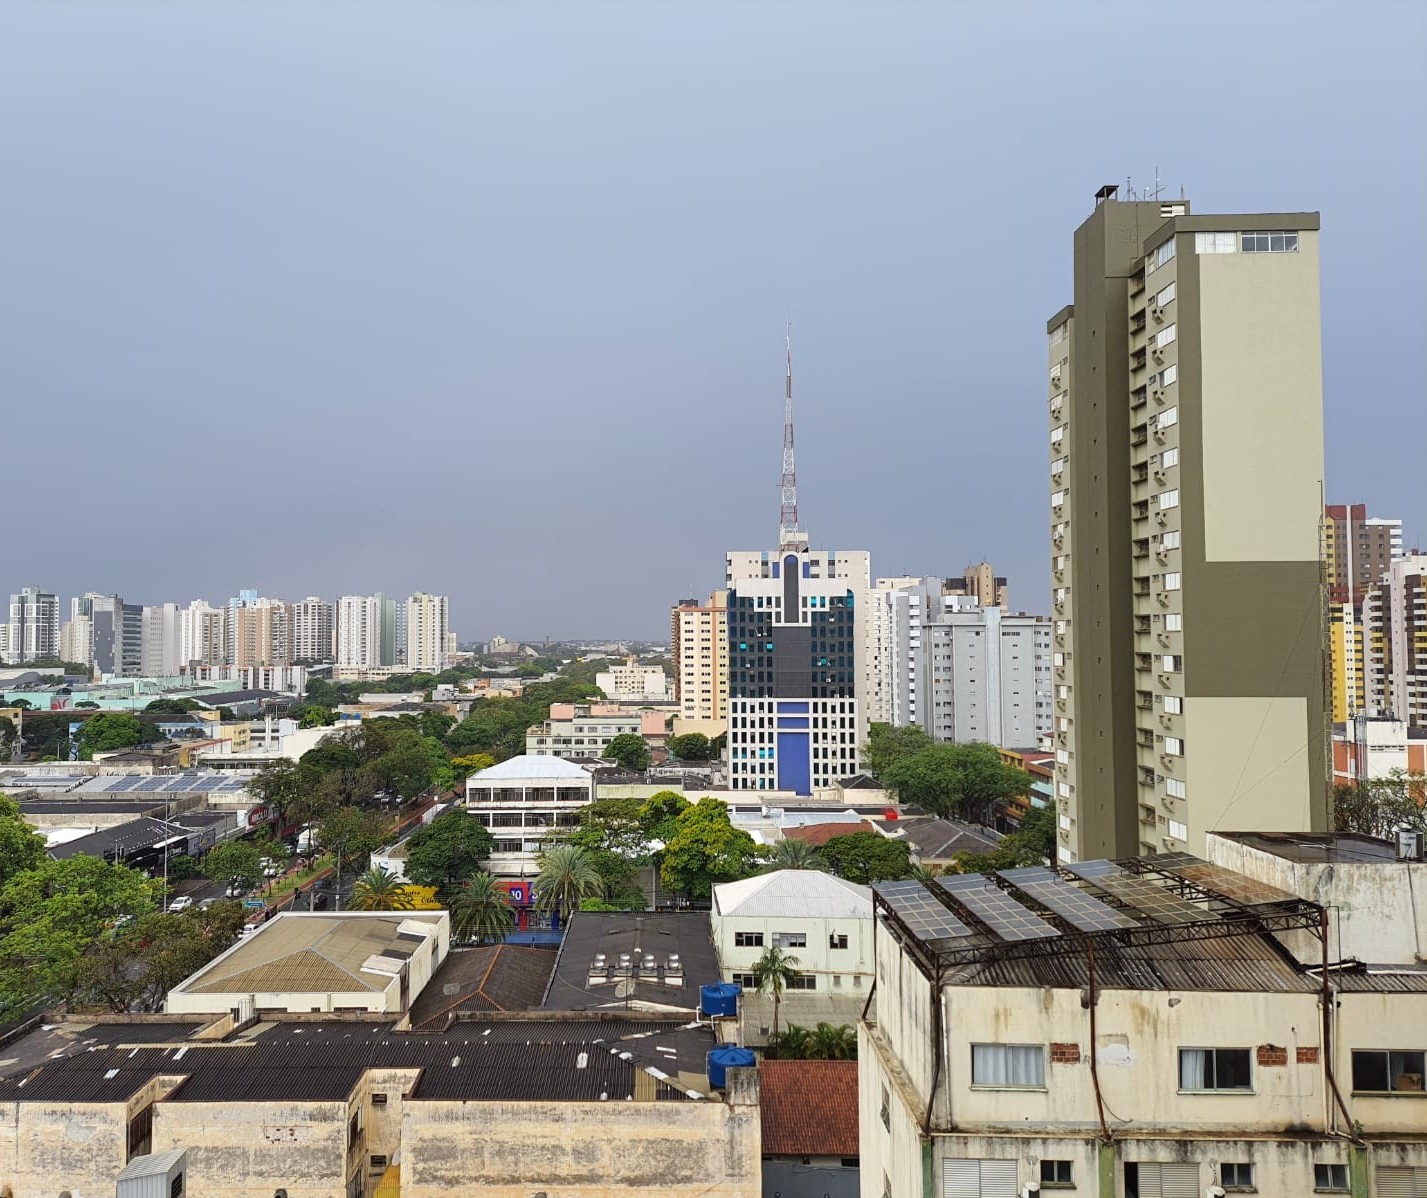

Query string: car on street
225 880 245 898
167 896 194 913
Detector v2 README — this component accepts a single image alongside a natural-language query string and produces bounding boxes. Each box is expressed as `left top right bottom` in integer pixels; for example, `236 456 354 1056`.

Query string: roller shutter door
941 1158 1018 1198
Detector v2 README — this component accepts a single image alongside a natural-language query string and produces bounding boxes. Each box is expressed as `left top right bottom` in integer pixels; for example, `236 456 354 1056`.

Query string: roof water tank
707 1045 757 1090
699 982 740 1017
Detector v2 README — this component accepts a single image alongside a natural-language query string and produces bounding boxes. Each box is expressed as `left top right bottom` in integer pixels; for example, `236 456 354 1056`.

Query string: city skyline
2 3 1423 638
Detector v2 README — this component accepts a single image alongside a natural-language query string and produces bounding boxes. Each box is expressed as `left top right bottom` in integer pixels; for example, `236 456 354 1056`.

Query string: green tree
765 838 826 872
7 699 33 711
666 732 711 761
404 809 495 894
144 698 202 714
450 752 496 783
862 722 934 778
76 712 145 759
74 700 101 709
638 790 691 842
709 731 727 758
248 759 306 822
446 698 536 760
203 840 264 889
882 742 1028 823
820 831 912 884
767 1022 813 1059
0 856 156 1017
659 797 760 898
535 843 603 924
951 802 1059 874
449 872 514 943
316 806 392 871
293 704 336 728
349 867 415 911
751 945 801 1050
603 733 651 771
0 795 47 887
299 735 362 777
808 1021 858 1060
1334 772 1427 836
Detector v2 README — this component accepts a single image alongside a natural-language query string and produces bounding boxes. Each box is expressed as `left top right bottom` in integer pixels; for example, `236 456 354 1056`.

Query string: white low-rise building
464 754 594 877
711 869 872 1041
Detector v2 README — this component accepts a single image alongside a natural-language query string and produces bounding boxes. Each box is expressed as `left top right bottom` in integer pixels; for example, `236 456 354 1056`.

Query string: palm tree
535 843 603 926
765 839 827 872
904 862 940 882
809 1021 858 1061
751 944 801 1052
348 867 415 912
768 1022 813 1060
450 872 514 944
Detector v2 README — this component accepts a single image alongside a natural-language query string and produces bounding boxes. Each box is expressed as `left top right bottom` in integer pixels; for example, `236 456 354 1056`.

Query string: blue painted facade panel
776 731 811 795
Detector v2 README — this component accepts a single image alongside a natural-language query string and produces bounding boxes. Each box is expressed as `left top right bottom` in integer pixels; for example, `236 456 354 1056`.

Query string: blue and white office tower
724 330 871 795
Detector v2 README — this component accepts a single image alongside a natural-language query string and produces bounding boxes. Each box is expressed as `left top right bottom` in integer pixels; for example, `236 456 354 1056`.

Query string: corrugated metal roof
469 755 591 781
713 870 870 919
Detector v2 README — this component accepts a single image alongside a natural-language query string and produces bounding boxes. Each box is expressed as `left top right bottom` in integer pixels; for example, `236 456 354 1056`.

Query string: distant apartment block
290 596 335 663
140 603 184 677
232 599 293 668
1325 504 1402 606
89 595 143 677
596 656 670 702
672 591 728 724
526 703 665 759
5 587 59 663
943 561 1008 610
404 592 450 672
1363 553 1427 729
1049 190 1327 861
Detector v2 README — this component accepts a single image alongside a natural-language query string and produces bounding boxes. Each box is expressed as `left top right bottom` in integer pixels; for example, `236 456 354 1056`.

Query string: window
734 931 763 948
1351 1048 1425 1093
1159 362 1178 386
1162 655 1182 673
370 1093 388 1106
1195 230 1237 254
942 1159 1018 1197
1051 489 1066 508
829 933 849 949
1179 1047 1252 1091
1155 324 1176 348
1041 1159 1074 1187
1168 818 1188 841
170 1175 184 1198
369 1155 390 1170
1164 737 1183 756
1155 281 1176 307
1126 1163 1200 1197
1241 230 1299 253
1163 572 1181 591
880 1084 891 1131
971 1044 1045 1088
1148 237 1176 272
1313 1163 1349 1192
1159 489 1179 510
773 932 807 949
1164 612 1182 631
1166 777 1187 799
1163 695 1182 714
1221 1162 1255 1190
1160 528 1180 549
786 973 817 990
1156 407 1178 430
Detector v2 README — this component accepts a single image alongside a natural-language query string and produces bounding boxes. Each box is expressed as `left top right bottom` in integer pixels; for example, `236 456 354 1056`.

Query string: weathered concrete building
859 855 1427 1197
0 1014 761 1198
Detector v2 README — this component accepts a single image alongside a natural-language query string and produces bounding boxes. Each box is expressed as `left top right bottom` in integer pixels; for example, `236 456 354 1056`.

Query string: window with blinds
1377 1166 1427 1198
1125 1161 1200 1198
941 1158 1017 1197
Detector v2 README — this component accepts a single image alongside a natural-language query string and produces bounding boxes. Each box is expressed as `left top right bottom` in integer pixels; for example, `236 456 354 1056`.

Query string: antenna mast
778 323 807 550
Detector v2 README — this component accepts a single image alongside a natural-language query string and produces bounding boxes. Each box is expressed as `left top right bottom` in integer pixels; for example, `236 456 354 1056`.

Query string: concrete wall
400 1081 761 1197
0 1100 130 1198
1207 834 1427 965
711 912 873 982
166 981 398 1016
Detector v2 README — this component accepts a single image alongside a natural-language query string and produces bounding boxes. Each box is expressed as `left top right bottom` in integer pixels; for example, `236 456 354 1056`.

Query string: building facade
140 603 184 678
725 546 871 795
672 591 729 725
1049 191 1328 862
90 595 144 677
291 596 336 663
403 593 449 673
943 562 1008 610
337 594 386 670
1325 504 1403 607
463 755 593 877
525 703 664 759
595 656 670 701
232 599 293 669
1363 553 1427 730
5 587 59 663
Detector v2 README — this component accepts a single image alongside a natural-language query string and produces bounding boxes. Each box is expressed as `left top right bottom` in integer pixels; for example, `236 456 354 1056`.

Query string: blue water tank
707 1045 757 1090
699 982 740 1018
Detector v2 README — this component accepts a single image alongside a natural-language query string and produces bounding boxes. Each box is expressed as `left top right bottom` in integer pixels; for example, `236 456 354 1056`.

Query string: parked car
225 880 245 898
167 896 194 913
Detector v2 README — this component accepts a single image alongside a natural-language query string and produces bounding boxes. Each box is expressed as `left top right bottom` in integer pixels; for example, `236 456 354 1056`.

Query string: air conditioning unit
1398 830 1425 862
1155 511 1168 525
1160 714 1174 729
1153 470 1167 483
1151 347 1164 363
1160 754 1175 768
1162 836 1178 848
1158 674 1172 687
1155 548 1169 562
1157 592 1170 606
1051 374 1064 392
1152 306 1166 323
1153 428 1167 443
1151 388 1166 404
1161 795 1176 809
1157 632 1171 647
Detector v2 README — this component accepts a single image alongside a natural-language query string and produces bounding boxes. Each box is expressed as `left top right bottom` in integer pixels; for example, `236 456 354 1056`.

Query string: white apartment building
861 862 1427 1198
595 656 670 702
290 596 335 663
5 588 59 663
672 591 728 726
526 703 664 758
58 615 92 669
140 603 184 677
463 755 594 877
336 594 384 669
867 576 939 726
1364 554 1427 729
404 592 450 673
180 600 227 668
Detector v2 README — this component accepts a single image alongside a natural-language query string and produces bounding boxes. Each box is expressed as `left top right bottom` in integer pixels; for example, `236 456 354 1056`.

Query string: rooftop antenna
778 322 808 551
1148 166 1165 201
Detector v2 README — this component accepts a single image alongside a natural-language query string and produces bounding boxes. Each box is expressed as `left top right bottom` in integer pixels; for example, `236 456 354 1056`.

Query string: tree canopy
603 733 651 772
144 698 202 714
820 831 912 884
666 732 711 761
862 722 934 778
203 841 264 888
881 741 1028 823
76 712 147 760
952 801 1058 873
1334 772 1427 837
403 809 494 894
659 798 760 898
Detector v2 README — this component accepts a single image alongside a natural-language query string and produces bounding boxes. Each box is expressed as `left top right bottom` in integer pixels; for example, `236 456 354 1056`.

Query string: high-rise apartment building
233 600 293 669
404 593 450 672
337 595 385 669
1049 190 1327 861
1324 504 1402 607
59 616 93 670
1363 553 1427 729
5 588 60 663
671 591 729 725
180 601 228 668
944 562 1009 611
867 577 942 727
90 596 143 677
140 603 184 677
291 597 336 663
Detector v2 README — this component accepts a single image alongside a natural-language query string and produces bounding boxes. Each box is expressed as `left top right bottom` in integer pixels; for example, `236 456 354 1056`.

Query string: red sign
247 804 276 828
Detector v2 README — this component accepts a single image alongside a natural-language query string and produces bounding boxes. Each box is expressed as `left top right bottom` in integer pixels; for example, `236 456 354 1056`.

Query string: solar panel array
874 881 972 943
999 866 1140 932
1066 860 1208 924
936 874 1061 942
98 773 249 795
1151 852 1296 907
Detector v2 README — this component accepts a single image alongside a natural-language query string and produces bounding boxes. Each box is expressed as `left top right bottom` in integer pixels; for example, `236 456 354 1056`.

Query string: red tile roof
760 1059 859 1157
785 822 871 848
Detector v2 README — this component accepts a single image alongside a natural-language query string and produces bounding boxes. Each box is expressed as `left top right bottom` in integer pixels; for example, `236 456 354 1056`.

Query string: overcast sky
3 1 1423 640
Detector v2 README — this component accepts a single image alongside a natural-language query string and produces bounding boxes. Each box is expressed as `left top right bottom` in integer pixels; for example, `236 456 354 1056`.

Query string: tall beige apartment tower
1048 189 1328 862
